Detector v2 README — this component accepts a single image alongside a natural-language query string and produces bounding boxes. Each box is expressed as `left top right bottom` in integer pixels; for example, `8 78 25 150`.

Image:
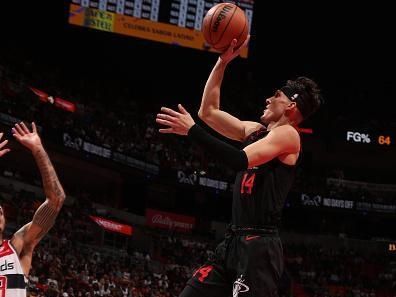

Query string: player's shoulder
270 124 300 137
269 125 301 151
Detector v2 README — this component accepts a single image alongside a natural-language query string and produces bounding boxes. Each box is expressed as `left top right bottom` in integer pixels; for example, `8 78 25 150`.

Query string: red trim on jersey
245 235 260 241
0 240 14 257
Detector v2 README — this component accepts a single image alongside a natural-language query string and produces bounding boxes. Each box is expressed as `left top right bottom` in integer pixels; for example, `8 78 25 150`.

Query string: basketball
202 3 249 52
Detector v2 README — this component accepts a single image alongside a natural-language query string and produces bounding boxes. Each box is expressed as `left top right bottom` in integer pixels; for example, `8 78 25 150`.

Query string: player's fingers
225 39 236 54
157 113 176 122
178 104 189 115
32 122 37 134
11 128 20 137
156 118 175 127
231 38 237 47
230 39 237 51
0 149 10 157
0 133 3 140
159 128 174 134
160 107 181 117
20 122 31 134
12 133 22 142
0 139 8 149
14 123 25 136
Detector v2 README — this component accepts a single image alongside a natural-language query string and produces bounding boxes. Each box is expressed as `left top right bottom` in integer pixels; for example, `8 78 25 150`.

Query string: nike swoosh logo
245 235 260 241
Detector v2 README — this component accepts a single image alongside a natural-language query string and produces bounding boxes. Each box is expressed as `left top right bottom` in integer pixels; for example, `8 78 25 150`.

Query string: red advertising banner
89 216 133 236
146 209 195 232
54 97 76 113
30 87 48 102
30 87 76 113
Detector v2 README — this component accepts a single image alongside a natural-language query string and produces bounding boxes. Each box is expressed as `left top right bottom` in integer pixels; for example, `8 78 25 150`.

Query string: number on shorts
193 265 213 282
0 276 7 297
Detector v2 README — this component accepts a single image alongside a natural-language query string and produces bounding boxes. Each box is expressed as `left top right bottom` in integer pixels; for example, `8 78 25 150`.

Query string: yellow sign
68 4 248 58
84 9 114 32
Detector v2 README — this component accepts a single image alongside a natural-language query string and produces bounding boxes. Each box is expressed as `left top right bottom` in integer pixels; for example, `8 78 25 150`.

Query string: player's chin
260 114 270 124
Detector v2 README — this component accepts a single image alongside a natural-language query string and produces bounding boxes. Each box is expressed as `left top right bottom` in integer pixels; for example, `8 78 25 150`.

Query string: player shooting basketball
156 37 323 297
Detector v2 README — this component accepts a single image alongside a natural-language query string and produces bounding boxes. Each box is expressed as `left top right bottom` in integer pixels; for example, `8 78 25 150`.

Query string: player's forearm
32 146 66 209
188 124 248 171
198 58 228 117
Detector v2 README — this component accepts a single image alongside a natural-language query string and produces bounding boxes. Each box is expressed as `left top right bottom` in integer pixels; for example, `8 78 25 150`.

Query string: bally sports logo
152 215 173 225
146 209 195 232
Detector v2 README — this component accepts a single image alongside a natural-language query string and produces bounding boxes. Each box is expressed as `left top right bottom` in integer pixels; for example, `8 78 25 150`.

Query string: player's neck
267 118 294 131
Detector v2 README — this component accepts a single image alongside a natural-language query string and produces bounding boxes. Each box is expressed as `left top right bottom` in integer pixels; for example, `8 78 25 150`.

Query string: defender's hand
12 122 43 151
0 133 10 157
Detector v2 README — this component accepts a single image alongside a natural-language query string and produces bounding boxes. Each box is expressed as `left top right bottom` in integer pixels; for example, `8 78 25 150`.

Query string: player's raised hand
220 35 250 64
12 122 43 151
0 133 10 157
156 104 195 136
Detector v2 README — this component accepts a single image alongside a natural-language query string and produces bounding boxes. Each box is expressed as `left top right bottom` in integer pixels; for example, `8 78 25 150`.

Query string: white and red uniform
0 240 27 297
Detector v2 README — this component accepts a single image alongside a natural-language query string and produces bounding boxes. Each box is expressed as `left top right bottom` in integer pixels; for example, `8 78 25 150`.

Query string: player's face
0 206 5 233
260 90 292 124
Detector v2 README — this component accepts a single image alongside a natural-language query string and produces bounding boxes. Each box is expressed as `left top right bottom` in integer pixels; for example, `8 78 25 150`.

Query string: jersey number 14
240 173 256 194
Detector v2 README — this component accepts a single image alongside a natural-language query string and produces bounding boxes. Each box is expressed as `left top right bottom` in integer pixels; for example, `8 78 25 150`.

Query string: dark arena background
0 1 396 296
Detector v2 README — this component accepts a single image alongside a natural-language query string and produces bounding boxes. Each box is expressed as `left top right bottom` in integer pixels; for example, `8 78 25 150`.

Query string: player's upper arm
11 198 60 257
10 223 39 256
243 125 300 168
198 109 262 142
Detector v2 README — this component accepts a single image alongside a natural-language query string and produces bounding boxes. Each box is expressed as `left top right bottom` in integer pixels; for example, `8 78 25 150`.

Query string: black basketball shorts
179 234 284 297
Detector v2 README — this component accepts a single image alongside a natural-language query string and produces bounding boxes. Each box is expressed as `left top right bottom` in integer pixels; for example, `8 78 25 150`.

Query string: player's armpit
10 224 29 256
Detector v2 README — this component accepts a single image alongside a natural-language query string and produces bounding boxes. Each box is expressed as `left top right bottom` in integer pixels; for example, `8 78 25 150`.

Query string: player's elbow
58 192 66 207
198 106 217 121
59 192 66 204
198 108 210 120
198 110 216 128
56 189 66 203
198 109 207 119
48 192 66 211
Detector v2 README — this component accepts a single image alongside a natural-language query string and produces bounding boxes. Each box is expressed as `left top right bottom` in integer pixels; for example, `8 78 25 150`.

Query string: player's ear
287 101 297 110
285 102 298 118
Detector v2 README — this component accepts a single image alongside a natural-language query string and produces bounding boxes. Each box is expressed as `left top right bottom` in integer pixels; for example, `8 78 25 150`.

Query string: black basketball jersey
232 127 299 228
